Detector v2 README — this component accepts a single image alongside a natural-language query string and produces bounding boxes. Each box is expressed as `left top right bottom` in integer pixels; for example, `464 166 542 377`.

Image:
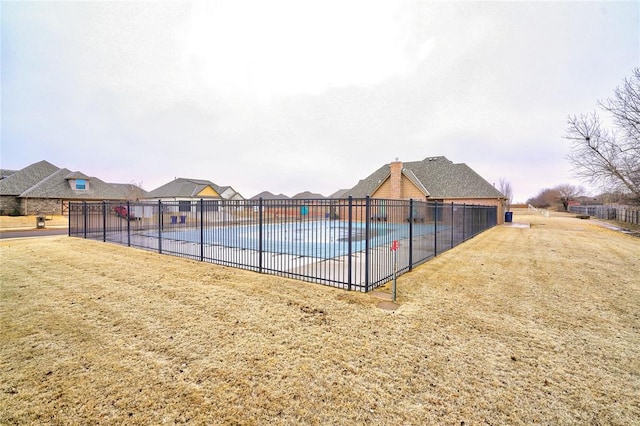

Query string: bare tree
498 178 513 211
527 188 559 209
565 68 640 202
554 183 584 211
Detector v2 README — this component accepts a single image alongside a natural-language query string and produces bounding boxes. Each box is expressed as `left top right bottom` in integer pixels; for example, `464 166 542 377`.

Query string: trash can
36 216 46 229
180 215 186 224
170 216 178 224
505 211 513 223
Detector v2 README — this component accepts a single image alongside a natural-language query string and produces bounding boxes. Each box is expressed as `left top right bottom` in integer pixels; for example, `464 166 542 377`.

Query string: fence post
158 200 162 254
127 201 131 247
365 196 371 291
347 196 353 291
408 199 414 272
450 202 454 247
433 200 438 256
259 198 263 274
102 201 107 242
83 201 87 239
200 199 204 262
68 203 71 237
462 203 466 241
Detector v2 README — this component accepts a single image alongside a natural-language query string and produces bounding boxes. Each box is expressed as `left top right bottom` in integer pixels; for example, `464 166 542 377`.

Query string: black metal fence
69 197 497 292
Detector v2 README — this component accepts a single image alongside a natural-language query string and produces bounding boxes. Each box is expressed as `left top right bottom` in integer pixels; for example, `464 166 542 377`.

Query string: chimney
390 160 403 199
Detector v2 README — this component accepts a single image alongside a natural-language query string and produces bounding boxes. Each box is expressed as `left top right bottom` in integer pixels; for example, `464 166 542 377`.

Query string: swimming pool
157 220 437 259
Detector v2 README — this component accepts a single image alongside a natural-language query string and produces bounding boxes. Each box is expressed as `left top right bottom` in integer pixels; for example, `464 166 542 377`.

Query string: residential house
250 191 289 200
146 178 222 213
345 156 507 223
0 160 146 215
147 178 244 202
291 191 325 199
145 178 246 223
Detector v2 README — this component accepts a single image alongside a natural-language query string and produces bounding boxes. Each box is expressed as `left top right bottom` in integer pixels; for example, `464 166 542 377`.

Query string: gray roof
0 169 17 179
346 156 505 199
64 171 91 180
250 191 289 200
110 183 149 199
292 191 325 199
212 184 245 200
0 160 60 195
329 189 350 198
0 160 146 200
20 168 125 200
146 178 222 199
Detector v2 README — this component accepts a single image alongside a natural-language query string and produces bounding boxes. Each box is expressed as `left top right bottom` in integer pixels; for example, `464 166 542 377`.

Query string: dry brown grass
0 215 68 230
1 210 639 425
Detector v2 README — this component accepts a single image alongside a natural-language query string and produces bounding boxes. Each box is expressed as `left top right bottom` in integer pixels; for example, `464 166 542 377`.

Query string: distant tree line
526 183 636 211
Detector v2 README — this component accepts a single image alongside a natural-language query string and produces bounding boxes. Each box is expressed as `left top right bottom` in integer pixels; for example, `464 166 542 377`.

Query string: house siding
0 196 21 215
373 179 393 198
372 175 425 200
22 198 62 215
400 177 426 199
0 196 63 215
197 186 220 197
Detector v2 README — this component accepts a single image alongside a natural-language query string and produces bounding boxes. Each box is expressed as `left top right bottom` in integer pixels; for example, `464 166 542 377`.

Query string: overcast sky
2 1 638 202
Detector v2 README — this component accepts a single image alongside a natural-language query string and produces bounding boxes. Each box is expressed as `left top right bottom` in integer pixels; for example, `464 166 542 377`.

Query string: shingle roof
146 178 222 199
0 160 60 195
110 183 149 199
64 171 91 180
250 191 289 200
20 168 125 200
0 169 17 179
346 156 505 199
213 185 245 200
329 189 350 198
0 160 147 200
292 191 325 199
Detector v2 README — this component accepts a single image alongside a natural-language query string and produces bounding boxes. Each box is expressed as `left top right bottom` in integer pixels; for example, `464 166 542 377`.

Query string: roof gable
251 191 289 200
0 160 60 195
64 171 91 180
197 185 219 197
346 156 504 200
292 191 325 199
147 178 221 199
19 168 126 200
401 169 430 197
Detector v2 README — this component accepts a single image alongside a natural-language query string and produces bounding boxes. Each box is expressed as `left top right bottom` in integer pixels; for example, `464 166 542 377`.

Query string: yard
1 209 639 424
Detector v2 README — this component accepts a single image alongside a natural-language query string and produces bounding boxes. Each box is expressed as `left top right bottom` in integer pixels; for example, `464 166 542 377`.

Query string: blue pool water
158 221 437 259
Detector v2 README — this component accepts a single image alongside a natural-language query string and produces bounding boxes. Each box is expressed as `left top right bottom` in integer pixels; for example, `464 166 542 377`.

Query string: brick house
345 156 507 223
0 160 146 215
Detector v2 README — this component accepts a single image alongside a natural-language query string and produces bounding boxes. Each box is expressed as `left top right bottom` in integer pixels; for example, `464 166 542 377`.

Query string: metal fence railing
69 197 497 292
569 205 640 226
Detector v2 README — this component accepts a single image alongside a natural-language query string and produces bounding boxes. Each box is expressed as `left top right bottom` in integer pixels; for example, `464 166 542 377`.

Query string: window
75 179 86 190
179 200 192 212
